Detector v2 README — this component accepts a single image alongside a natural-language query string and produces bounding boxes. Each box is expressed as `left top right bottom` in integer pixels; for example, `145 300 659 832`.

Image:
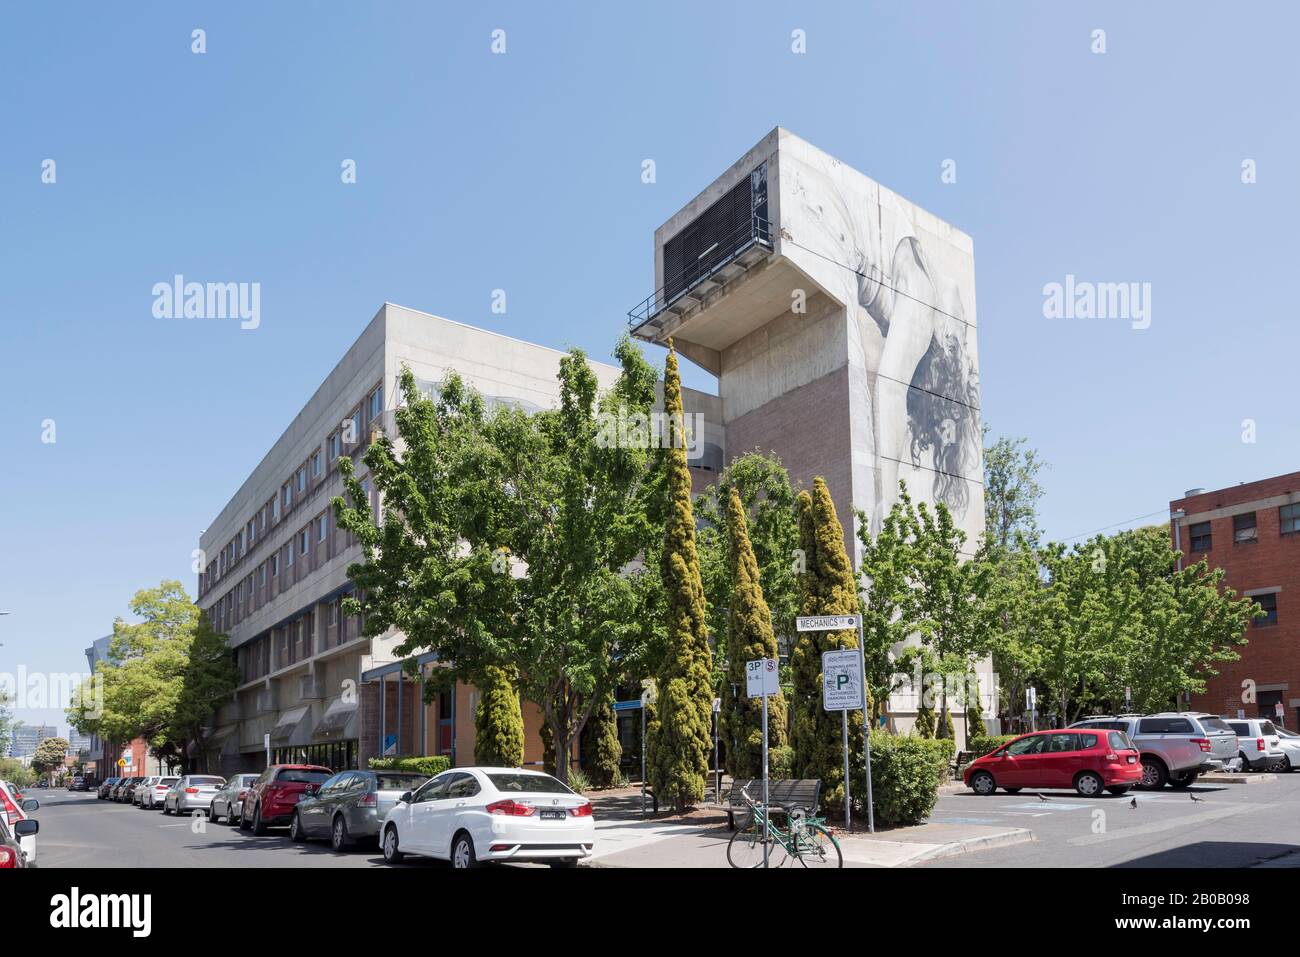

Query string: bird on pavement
1035 792 1049 802
1190 793 1204 802
1130 797 1138 808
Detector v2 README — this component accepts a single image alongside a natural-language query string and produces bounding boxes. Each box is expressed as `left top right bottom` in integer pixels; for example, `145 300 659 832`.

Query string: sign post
640 680 656 817
799 615 874 834
1027 687 1038 731
746 657 779 868
712 697 721 804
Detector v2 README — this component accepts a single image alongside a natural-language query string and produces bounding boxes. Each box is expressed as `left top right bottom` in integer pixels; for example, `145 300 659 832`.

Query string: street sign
1237 708 1246 720
821 649 864 711
1027 687 1037 709
746 658 780 698
117 758 125 768
797 615 859 632
1276 702 1285 718
712 697 721 714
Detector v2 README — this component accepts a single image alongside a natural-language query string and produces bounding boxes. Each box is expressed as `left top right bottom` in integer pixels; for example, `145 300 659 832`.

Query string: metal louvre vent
662 163 768 306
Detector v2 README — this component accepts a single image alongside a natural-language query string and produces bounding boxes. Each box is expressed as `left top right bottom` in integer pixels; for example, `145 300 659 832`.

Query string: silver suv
1069 713 1237 789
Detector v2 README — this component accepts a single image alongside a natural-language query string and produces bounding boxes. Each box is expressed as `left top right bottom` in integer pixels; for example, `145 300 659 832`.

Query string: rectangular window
317 515 327 542
1252 592 1278 628
369 386 382 419
286 543 294 568
300 530 308 555
1281 503 1300 535
272 495 281 522
1189 521 1212 551
270 554 278 577
312 450 322 478
1234 512 1258 543
329 431 340 459
282 482 292 510
296 468 306 493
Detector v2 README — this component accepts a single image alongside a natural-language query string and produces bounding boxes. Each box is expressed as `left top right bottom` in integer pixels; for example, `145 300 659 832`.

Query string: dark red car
964 729 1142 797
239 765 333 835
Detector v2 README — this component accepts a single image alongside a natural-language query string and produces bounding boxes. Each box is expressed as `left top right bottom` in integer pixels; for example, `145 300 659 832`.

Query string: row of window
236 593 359 684
1188 503 1300 552
201 383 384 599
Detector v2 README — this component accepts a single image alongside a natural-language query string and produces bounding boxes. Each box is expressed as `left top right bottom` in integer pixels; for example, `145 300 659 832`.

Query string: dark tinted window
276 769 331 784
374 774 427 792
1198 716 1233 734
486 773 575 794
1190 521 1212 551
1046 733 1078 753
1006 735 1048 756
189 776 225 786
1078 734 1098 749
1107 731 1131 750
1228 722 1249 736
413 773 452 803
446 773 481 799
1138 717 1194 734
1261 721 1278 736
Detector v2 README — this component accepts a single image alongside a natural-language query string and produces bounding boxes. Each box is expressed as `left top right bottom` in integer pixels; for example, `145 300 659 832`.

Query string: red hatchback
964 729 1142 797
240 765 333 834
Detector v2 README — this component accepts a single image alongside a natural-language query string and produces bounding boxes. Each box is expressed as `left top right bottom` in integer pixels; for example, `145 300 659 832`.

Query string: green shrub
966 734 1017 758
913 705 936 738
368 755 452 777
936 708 955 740
584 695 622 787
566 766 591 794
868 730 947 826
769 744 794 779
965 704 987 739
474 665 525 767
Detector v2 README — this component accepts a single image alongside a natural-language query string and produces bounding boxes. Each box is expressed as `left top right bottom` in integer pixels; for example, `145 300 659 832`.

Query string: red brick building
1170 472 1300 728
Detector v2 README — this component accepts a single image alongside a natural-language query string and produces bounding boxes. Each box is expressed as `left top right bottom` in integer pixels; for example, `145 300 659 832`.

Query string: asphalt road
29 790 421 868
921 771 1300 868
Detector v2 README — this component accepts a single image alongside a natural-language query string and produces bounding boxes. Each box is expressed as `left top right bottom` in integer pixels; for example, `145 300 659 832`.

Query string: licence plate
539 809 565 821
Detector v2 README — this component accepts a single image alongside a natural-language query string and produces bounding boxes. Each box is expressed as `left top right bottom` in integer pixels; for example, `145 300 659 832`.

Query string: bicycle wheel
790 823 842 868
728 824 778 868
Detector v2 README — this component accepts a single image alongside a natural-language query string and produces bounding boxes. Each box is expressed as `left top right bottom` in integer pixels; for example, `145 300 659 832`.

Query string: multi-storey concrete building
628 128 989 736
8 724 58 759
1171 473 1300 728
196 303 721 775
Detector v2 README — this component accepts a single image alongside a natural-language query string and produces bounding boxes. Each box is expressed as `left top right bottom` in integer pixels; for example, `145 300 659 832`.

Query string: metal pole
858 615 874 834
841 709 851 831
762 690 769 869
641 705 646 816
713 706 720 805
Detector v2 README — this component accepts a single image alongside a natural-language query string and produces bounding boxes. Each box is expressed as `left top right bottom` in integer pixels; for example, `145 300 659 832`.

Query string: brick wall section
1171 472 1300 727
724 364 855 558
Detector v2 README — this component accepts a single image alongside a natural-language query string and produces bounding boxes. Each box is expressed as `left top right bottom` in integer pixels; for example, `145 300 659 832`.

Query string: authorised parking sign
822 649 864 711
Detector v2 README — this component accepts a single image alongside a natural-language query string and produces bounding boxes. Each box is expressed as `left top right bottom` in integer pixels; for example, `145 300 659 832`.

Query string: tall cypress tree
722 486 789 778
584 692 623 787
790 477 866 814
648 342 714 812
474 665 525 767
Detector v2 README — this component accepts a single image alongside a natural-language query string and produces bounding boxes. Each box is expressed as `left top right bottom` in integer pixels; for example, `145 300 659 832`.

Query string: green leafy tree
983 430 1047 552
335 337 658 784
474 665 524 767
647 343 714 811
32 737 71 779
719 486 789 778
790 477 864 814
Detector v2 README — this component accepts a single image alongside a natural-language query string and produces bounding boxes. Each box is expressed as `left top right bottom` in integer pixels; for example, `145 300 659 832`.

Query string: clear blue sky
3 1 1297 732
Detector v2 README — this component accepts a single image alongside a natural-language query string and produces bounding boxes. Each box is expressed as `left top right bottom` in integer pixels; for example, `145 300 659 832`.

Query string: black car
97 777 120 800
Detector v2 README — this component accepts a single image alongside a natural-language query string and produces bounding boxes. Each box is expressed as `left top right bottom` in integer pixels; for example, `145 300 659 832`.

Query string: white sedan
1274 727 1300 772
380 767 594 868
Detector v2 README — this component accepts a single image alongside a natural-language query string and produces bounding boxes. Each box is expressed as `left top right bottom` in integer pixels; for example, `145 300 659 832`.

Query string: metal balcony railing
627 213 772 327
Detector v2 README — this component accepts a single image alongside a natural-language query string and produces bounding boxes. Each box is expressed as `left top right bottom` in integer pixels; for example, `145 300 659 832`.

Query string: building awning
314 697 358 739
361 651 440 683
269 706 313 745
205 725 240 756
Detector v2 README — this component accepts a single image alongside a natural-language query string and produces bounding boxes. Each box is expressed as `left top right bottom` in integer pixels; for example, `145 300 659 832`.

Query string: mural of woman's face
939 417 957 448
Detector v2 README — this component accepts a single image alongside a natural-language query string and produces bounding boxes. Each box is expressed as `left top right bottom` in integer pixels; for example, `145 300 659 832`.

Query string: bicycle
726 786 843 868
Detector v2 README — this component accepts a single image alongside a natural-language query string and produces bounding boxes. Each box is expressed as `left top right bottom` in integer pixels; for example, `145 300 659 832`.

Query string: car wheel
1107 786 1131 796
290 812 306 843
251 803 267 836
1284 756 1294 773
162 800 172 816
969 771 996 796
452 832 478 869
209 801 221 823
1074 771 1104 797
382 826 404 864
1168 770 1199 790
238 804 251 830
331 815 352 852
230 805 242 826
1139 757 1168 790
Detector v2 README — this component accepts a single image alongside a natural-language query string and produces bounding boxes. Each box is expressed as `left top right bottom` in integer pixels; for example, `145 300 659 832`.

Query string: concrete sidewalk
585 788 1032 868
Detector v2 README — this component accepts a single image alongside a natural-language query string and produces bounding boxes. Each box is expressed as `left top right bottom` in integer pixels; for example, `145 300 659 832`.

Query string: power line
1058 508 1169 544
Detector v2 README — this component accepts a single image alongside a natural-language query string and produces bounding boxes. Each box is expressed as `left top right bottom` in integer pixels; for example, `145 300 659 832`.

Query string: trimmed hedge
967 734 1017 758
368 755 452 777
868 731 948 826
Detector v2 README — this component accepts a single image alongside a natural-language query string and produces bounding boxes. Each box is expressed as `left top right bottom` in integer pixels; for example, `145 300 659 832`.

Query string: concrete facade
1171 473 1300 728
630 128 991 741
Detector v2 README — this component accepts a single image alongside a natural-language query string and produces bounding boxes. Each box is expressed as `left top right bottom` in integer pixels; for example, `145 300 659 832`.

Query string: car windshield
1261 721 1278 736
278 769 331 784
487 773 574 795
1198 716 1234 734
375 774 427 791
190 777 225 786
159 778 179 786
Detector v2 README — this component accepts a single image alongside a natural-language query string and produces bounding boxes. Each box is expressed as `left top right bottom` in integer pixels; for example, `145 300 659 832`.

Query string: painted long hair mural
788 162 981 529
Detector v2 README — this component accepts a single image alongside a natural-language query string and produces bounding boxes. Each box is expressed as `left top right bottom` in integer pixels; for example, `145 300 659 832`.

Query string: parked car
1226 718 1284 771
0 782 40 864
116 777 145 802
69 776 90 792
965 729 1142 798
240 765 332 835
162 775 226 816
139 776 180 809
1274 727 1300 772
292 769 430 851
130 776 162 806
97 777 120 800
1069 712 1237 788
0 813 38 869
209 774 259 825
379 767 595 868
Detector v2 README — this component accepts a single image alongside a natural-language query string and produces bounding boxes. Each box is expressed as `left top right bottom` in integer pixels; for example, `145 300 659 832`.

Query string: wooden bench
949 750 975 778
726 778 822 831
